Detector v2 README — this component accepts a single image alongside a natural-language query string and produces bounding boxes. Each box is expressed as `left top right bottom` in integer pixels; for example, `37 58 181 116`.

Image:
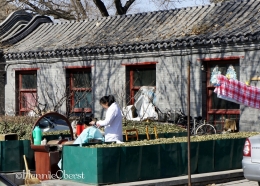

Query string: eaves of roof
3 0 260 60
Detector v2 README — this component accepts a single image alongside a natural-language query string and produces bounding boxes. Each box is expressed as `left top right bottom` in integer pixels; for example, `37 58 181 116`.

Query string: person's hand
89 121 100 128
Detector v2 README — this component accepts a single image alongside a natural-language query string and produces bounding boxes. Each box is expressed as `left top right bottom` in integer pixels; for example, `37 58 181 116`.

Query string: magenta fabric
214 75 260 109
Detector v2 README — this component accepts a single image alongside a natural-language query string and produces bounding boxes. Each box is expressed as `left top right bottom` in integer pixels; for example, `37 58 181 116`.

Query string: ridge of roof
1 15 53 46
3 0 260 59
0 10 33 37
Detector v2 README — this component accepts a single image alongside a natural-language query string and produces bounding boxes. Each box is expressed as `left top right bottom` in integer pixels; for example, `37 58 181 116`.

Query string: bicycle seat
194 116 202 120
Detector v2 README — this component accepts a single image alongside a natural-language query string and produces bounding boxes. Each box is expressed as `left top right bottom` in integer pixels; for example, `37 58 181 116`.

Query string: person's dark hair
83 113 94 126
84 118 92 126
99 95 116 107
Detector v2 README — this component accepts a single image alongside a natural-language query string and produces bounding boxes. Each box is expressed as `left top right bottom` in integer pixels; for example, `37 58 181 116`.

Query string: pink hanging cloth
214 75 260 109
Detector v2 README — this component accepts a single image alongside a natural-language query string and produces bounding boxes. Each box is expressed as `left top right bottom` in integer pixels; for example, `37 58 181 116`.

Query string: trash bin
31 144 61 180
0 133 18 141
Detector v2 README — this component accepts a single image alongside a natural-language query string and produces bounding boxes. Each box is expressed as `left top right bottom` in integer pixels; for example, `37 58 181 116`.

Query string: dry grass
190 23 211 35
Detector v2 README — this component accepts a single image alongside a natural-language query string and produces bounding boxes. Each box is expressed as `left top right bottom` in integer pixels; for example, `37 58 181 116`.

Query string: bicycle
173 110 216 135
193 118 216 135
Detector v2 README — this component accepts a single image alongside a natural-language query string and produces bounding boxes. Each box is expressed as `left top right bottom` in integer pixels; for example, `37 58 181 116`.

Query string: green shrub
0 116 186 140
3 116 256 145
86 132 260 148
122 120 187 134
0 116 38 140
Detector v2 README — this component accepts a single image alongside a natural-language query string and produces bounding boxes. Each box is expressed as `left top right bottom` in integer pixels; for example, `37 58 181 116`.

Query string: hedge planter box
123 132 187 141
62 138 246 185
0 140 34 172
43 132 187 142
42 134 72 141
197 140 214 173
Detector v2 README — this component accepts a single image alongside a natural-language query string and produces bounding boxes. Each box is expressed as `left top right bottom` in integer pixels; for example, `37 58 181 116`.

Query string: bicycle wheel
195 124 216 135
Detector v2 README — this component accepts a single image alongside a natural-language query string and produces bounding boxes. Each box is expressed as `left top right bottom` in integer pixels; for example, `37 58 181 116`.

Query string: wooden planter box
62 138 246 185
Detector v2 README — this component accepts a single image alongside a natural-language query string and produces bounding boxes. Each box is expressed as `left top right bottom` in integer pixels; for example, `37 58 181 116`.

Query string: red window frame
16 69 38 115
199 57 241 131
123 62 157 105
67 67 92 113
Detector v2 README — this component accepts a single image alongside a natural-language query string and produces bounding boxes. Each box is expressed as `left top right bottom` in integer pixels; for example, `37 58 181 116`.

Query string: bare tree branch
0 0 198 21
114 0 135 15
124 0 135 13
75 0 87 19
93 0 109 16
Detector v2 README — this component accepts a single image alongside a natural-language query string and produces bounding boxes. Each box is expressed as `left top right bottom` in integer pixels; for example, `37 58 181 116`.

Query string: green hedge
0 116 186 140
0 116 37 140
84 132 260 147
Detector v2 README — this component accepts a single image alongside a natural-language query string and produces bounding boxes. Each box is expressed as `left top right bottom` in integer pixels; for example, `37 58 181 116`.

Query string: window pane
229 114 238 120
211 92 239 109
133 69 156 86
209 114 214 123
210 114 225 132
73 72 91 88
209 64 239 86
74 91 92 108
22 74 37 89
21 92 37 109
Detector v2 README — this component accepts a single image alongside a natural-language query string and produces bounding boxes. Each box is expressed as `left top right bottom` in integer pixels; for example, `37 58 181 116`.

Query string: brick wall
3 47 260 131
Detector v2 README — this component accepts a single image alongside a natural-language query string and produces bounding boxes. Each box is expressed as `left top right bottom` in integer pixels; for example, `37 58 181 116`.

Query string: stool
125 129 139 141
145 126 158 140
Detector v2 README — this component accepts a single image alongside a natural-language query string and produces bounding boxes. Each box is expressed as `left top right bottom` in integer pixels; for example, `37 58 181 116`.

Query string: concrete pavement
215 179 258 186
7 168 258 186
102 169 245 186
36 169 246 186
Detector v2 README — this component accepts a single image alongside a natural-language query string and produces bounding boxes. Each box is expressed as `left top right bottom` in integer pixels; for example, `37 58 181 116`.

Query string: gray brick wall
3 46 260 131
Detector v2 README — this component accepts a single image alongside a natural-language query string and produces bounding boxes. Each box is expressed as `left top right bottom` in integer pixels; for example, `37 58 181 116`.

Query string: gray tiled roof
4 0 260 59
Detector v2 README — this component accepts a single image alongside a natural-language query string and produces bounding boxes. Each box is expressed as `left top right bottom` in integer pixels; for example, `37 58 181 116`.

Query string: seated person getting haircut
58 119 104 169
73 119 104 144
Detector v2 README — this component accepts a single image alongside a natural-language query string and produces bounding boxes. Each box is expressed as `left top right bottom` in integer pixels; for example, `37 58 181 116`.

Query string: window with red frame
126 64 156 105
204 59 240 132
67 68 92 113
16 71 37 115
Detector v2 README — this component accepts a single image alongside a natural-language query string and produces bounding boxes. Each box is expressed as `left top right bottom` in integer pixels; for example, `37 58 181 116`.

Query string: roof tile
3 0 260 59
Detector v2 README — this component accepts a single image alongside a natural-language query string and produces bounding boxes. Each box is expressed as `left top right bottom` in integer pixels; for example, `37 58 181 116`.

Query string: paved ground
36 169 246 186
6 169 259 186
23 179 260 186
100 169 244 186
39 179 258 186
214 179 258 186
